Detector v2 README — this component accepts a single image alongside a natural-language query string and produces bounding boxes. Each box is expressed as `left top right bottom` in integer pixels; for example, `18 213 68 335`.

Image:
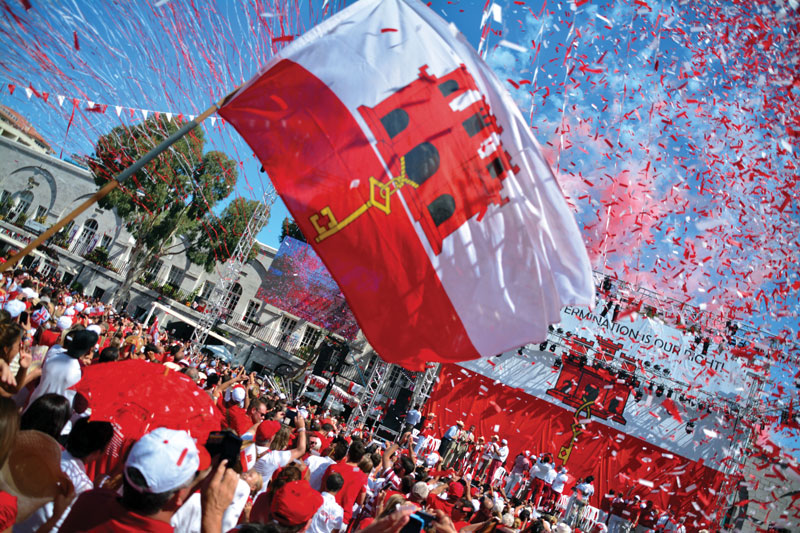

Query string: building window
166 266 184 289
199 281 215 300
243 300 261 323
145 259 164 283
9 191 33 221
223 283 242 316
92 286 105 300
280 316 298 334
0 191 9 206
34 206 47 221
71 219 98 256
39 261 56 278
100 234 112 250
300 327 321 350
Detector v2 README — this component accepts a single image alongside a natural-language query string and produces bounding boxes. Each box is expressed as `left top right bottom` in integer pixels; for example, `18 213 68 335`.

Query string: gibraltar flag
219 0 593 369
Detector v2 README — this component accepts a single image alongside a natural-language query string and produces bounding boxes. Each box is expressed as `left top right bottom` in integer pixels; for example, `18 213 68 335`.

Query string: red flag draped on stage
219 0 593 369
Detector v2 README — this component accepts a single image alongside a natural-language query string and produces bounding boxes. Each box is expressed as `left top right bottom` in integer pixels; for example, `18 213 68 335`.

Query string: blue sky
1 0 799 451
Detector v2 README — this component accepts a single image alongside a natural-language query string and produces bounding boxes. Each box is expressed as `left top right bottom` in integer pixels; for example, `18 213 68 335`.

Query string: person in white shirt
486 438 509 485
15 417 114 533
308 471 345 533
307 441 347 491
404 404 422 432
26 330 98 408
527 454 551 506
254 414 307 495
544 465 567 511
171 477 251 533
505 450 531 498
564 475 595 527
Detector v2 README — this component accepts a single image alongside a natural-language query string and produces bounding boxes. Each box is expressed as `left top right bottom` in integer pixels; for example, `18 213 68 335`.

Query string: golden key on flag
309 156 417 243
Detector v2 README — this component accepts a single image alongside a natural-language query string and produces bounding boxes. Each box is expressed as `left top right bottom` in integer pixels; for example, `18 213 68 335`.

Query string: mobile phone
205 431 242 469
399 511 435 533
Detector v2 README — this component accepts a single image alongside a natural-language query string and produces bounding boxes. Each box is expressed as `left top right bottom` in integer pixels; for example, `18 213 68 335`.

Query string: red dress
0 491 17 531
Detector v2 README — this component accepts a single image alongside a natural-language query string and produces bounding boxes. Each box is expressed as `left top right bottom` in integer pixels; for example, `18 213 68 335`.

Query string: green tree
279 217 307 243
89 116 238 304
188 197 262 272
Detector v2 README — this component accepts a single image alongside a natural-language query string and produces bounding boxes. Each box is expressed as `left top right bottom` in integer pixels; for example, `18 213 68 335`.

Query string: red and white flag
219 0 593 369
148 316 159 342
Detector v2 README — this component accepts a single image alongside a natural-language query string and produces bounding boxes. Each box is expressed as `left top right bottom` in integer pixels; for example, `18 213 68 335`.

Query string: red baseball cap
449 481 465 499
256 420 281 444
270 480 323 526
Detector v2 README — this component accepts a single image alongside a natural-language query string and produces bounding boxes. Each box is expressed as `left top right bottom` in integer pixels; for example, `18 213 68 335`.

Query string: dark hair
98 346 119 363
370 452 382 469
399 455 415 475
400 475 415 494
325 472 344 493
585 475 594 483
347 440 366 462
238 525 283 533
169 344 183 356
20 393 72 440
66 418 114 459
321 423 334 432
121 467 175 515
0 397 20 467
0 320 24 362
454 497 474 519
206 373 220 387
144 343 159 354
330 441 348 462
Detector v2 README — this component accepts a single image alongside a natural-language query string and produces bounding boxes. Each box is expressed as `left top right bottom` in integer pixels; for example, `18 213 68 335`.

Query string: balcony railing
229 319 313 357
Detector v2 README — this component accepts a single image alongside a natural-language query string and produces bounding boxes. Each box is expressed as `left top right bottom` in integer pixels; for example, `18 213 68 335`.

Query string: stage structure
191 189 276 348
346 353 391 432
425 271 777 530
410 363 442 412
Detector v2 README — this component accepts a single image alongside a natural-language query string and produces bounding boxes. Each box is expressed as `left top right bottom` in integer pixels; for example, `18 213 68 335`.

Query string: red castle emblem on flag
308 64 518 255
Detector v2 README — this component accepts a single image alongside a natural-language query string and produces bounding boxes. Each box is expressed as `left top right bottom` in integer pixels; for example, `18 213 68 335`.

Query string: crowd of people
407 417 690 533
0 266 699 532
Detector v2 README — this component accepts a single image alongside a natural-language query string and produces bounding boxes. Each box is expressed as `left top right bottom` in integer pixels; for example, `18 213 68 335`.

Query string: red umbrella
73 359 223 444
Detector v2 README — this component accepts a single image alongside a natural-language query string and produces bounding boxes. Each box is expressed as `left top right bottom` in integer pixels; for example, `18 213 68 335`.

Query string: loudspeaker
383 388 413 432
312 342 336 376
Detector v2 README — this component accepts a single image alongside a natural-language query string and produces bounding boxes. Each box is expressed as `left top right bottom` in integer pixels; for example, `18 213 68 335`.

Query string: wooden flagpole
0 93 231 274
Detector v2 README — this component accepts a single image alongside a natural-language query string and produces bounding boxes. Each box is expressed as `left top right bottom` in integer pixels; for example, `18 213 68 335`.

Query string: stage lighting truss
191 188 276 349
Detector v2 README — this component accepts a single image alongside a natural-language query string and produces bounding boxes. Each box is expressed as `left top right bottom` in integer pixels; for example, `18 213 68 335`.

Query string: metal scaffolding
190 189 275 349
410 363 441 410
346 352 391 432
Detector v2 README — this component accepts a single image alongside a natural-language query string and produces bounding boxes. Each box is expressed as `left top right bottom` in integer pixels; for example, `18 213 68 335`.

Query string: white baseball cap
4 300 26 318
74 302 85 312
56 316 73 331
87 324 102 335
124 428 199 494
226 385 246 405
501 438 508 445
21 287 38 299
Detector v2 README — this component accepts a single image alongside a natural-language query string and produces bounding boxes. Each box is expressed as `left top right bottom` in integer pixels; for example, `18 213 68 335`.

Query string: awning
149 301 236 347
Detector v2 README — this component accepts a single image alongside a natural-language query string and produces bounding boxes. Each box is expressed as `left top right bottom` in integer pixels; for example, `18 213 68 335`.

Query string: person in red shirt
620 494 642 531
427 481 464 518
320 440 368 527
222 388 267 437
599 489 615 524
450 497 474 530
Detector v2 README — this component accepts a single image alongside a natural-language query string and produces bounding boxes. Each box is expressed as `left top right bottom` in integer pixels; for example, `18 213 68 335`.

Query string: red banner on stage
425 365 728 527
